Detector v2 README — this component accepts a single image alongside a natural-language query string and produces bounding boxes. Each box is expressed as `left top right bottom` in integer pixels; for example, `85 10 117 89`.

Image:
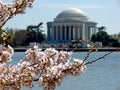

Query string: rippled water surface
10 52 120 90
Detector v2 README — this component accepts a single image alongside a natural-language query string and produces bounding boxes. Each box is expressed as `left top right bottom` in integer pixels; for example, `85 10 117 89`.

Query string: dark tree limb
85 51 112 65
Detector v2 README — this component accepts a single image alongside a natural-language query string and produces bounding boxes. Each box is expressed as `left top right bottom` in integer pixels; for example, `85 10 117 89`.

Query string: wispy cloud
35 3 114 9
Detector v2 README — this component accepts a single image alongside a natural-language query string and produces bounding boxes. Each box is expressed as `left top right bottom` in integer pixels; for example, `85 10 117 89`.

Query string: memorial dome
54 8 89 22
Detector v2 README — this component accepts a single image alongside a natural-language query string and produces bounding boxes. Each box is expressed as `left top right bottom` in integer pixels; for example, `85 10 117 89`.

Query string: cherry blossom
0 0 34 27
0 0 112 90
0 45 86 90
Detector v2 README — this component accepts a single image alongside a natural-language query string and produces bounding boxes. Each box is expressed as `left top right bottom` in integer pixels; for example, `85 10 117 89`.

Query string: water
9 52 120 90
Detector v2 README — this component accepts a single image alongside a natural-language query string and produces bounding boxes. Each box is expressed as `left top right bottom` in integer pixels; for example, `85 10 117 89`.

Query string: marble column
85 26 88 40
90 27 93 39
52 26 54 41
80 26 82 39
82 23 85 40
75 26 78 40
77 26 80 39
73 26 75 40
64 25 67 41
93 27 96 34
71 26 73 40
69 26 71 40
60 25 63 41
62 26 64 41
58 26 60 41
56 26 58 41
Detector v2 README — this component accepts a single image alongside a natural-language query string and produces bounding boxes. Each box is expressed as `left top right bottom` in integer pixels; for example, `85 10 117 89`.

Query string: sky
3 0 120 34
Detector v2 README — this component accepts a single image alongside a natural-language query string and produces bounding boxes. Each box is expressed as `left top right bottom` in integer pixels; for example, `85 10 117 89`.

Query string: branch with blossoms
0 45 113 90
0 0 114 90
0 0 35 45
0 0 34 28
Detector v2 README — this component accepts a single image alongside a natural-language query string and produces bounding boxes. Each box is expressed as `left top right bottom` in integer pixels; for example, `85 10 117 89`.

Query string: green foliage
5 28 14 46
91 31 109 45
109 38 120 47
97 26 106 32
91 34 96 42
26 22 45 43
1 23 46 47
91 30 120 47
14 30 28 46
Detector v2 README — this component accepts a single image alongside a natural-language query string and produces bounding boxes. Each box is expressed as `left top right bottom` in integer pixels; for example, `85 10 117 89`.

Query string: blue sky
3 0 120 34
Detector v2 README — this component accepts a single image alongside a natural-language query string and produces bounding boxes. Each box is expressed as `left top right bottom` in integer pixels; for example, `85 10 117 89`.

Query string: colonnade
52 25 82 41
48 24 96 42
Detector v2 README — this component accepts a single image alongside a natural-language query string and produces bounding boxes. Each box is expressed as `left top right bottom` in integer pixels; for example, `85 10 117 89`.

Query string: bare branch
83 51 92 62
82 47 98 64
85 51 112 65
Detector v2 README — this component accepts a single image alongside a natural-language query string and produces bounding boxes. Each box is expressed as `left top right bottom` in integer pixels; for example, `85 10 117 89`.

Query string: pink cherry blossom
0 0 111 90
0 0 35 27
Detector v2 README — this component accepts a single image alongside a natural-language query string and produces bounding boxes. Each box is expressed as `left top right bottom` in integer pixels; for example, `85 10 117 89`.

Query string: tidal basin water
9 52 120 90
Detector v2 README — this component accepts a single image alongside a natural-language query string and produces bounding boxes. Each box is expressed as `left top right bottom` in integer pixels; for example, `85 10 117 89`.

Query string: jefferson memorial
47 8 97 43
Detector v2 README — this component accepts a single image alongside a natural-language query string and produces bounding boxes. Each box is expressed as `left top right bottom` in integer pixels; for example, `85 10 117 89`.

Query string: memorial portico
47 8 97 43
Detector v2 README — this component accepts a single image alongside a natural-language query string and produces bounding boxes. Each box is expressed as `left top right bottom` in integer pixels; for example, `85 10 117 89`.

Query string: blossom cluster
0 45 86 90
0 0 86 90
0 45 14 63
0 0 34 27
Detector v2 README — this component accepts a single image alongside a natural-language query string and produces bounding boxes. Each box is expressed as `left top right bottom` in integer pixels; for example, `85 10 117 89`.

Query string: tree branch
85 51 112 65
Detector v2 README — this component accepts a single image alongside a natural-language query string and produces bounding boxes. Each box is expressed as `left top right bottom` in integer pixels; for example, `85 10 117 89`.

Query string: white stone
47 8 97 43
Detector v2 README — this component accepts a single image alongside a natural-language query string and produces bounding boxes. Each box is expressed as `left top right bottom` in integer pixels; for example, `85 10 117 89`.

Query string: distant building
47 8 97 43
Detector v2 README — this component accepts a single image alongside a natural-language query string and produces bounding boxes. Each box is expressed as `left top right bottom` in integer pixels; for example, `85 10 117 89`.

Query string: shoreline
14 47 120 52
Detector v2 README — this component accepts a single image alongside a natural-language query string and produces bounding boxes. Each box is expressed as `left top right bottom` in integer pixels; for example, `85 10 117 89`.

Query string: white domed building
47 8 97 43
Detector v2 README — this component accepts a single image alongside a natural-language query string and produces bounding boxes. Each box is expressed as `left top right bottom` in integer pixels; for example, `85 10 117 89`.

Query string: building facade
47 8 97 43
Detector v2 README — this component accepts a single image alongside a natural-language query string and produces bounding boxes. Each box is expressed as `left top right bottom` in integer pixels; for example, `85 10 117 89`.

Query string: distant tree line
91 26 120 47
2 25 119 47
2 23 46 47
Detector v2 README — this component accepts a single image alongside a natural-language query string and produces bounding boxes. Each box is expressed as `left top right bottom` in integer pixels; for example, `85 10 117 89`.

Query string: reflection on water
10 52 120 90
